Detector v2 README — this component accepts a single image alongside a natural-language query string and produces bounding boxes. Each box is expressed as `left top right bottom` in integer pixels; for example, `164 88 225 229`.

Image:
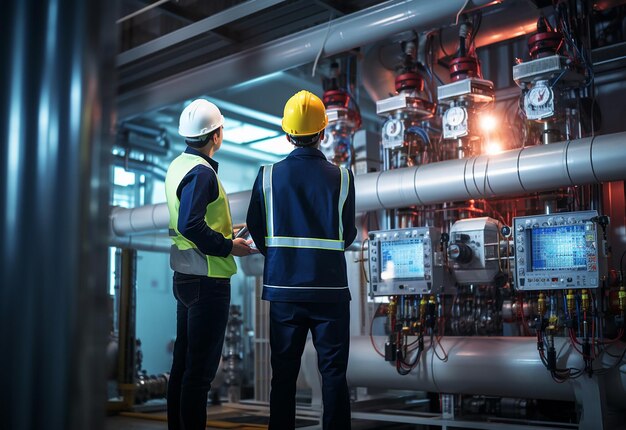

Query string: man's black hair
288 131 323 147
185 127 221 149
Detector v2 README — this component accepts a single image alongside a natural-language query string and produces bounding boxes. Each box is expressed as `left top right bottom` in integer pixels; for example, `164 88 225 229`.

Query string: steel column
0 0 117 429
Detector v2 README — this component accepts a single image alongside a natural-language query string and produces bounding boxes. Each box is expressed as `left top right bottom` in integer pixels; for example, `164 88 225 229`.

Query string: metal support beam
117 0 288 66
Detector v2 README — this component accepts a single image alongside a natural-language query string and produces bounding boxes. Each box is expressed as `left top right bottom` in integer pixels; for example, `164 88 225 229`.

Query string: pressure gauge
524 81 555 120
527 86 552 107
382 118 404 149
445 106 467 126
443 106 469 139
383 119 403 138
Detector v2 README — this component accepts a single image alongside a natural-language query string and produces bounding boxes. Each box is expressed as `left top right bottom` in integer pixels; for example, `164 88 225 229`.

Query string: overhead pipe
112 155 168 181
118 0 501 119
362 0 540 102
110 132 626 236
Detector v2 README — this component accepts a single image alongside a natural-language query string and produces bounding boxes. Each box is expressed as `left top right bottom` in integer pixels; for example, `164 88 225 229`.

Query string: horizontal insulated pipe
355 132 626 212
110 132 626 236
110 234 171 253
110 190 252 236
118 0 499 119
337 336 626 407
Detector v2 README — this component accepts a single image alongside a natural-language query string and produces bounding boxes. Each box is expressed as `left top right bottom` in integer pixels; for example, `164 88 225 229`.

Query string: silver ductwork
118 0 500 119
110 132 626 236
333 336 626 407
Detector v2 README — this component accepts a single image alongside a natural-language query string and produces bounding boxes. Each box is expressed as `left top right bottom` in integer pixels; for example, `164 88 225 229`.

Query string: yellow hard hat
281 90 328 136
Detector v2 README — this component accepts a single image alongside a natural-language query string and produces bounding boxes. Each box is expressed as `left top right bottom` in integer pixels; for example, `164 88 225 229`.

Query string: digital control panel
513 211 602 290
368 227 444 296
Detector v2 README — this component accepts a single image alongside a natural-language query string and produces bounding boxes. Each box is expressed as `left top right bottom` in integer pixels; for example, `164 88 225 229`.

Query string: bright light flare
485 141 503 155
480 114 498 132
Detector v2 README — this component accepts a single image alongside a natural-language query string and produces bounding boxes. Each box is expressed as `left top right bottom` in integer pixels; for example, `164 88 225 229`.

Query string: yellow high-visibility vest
165 153 236 278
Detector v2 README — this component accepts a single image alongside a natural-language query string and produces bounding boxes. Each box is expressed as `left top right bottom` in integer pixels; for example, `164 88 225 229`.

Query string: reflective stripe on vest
262 164 274 237
262 164 350 251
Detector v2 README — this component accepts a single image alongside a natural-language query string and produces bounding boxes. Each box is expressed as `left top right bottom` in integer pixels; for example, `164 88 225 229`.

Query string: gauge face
383 119 403 138
527 86 552 107
445 106 466 127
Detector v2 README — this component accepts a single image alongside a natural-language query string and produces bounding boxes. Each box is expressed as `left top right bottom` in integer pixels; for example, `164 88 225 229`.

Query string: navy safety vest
251 148 356 302
262 164 350 251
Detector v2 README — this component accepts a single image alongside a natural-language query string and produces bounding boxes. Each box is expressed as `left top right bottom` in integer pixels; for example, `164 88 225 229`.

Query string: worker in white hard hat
246 90 356 430
165 98 255 430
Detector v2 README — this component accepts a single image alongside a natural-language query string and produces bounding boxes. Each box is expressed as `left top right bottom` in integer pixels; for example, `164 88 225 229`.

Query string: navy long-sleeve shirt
176 147 233 258
246 147 357 302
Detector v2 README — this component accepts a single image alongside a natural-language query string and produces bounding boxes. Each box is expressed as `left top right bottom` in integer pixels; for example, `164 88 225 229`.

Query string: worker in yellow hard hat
246 90 357 430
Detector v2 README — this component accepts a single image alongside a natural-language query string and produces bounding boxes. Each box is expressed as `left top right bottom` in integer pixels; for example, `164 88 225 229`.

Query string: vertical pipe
117 249 138 407
0 1 117 429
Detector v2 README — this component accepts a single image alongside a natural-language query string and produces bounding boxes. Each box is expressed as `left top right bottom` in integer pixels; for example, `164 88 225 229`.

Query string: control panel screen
513 210 602 290
530 225 587 271
380 238 425 280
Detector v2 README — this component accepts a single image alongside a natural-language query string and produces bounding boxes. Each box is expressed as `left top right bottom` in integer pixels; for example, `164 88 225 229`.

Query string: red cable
569 329 584 355
369 315 385 358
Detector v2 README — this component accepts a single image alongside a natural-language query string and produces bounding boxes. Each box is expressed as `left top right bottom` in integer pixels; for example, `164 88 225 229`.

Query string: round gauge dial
527 86 552 107
445 106 466 127
383 119 403 137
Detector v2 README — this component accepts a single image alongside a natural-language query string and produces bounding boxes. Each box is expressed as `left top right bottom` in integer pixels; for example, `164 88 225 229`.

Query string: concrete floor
104 404 422 430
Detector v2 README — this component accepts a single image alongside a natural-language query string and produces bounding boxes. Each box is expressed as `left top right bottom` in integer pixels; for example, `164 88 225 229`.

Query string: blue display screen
380 238 425 280
530 225 587 271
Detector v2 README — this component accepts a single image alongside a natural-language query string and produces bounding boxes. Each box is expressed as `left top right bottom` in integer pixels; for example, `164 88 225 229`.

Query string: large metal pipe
355 133 626 211
346 336 575 400
118 0 499 119
337 336 626 407
110 190 252 236
110 234 171 253
110 132 626 236
0 0 116 429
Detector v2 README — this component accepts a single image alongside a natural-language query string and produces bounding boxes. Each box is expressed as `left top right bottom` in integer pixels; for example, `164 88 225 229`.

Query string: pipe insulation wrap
483 148 526 195
591 134 626 182
110 204 169 236
354 172 381 211
414 159 469 204
377 167 422 208
518 141 570 193
567 137 596 184
110 132 626 236
338 337 626 407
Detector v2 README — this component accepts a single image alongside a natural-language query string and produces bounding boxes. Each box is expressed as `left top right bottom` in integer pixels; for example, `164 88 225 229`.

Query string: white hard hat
178 99 225 138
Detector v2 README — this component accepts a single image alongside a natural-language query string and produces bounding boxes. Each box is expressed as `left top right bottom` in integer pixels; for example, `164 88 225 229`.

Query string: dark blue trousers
269 301 351 430
167 274 230 430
